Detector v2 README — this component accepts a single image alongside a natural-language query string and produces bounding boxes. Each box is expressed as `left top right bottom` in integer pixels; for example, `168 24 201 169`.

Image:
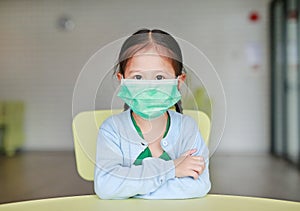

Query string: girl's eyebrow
126 70 142 76
126 69 142 73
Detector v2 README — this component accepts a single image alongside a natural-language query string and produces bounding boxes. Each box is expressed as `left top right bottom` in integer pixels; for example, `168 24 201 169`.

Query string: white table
0 194 299 211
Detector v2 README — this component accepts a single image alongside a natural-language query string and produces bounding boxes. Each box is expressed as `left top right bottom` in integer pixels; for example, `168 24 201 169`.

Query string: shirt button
162 140 168 146
159 177 165 183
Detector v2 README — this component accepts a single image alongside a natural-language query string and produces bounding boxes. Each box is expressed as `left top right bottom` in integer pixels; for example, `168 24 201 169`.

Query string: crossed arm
94 126 211 199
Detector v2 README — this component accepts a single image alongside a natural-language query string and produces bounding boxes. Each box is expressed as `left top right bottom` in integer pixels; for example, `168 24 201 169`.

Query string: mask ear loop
174 67 186 114
116 73 127 110
175 77 183 114
120 75 129 111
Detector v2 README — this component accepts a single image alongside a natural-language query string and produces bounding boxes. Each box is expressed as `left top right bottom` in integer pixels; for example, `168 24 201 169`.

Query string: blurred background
0 0 299 204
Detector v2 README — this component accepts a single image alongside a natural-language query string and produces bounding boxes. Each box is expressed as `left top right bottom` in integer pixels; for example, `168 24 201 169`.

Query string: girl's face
117 47 186 85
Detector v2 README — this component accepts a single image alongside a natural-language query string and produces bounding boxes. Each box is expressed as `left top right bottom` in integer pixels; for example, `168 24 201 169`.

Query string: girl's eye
133 75 142 80
156 75 164 80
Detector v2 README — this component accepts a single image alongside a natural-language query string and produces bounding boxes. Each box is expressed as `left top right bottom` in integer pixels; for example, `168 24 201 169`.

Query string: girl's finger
184 149 197 156
191 156 202 161
190 170 199 180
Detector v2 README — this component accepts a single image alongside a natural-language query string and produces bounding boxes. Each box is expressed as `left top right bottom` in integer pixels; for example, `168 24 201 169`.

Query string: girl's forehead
126 54 175 74
133 45 175 59
126 69 174 76
130 53 172 63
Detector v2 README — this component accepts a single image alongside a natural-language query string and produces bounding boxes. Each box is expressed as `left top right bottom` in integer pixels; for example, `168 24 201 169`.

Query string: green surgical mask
117 79 181 119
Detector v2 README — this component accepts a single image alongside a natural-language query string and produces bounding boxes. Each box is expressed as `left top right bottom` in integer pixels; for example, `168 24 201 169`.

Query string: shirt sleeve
134 116 211 199
135 144 211 199
94 121 176 200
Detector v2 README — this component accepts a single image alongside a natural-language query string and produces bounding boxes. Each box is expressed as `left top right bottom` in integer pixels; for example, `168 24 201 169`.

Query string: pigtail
123 103 129 111
175 100 183 114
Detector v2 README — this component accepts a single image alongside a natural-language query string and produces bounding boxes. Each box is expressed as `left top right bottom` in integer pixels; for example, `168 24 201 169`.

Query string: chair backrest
72 109 211 181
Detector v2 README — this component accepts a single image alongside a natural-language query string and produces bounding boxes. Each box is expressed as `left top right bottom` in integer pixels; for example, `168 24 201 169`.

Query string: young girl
94 29 211 199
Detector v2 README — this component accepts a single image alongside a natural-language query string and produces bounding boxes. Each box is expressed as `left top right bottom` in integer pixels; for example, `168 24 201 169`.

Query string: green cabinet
0 101 25 156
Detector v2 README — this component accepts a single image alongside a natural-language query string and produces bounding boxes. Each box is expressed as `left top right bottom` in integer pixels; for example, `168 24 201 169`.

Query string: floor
0 151 299 204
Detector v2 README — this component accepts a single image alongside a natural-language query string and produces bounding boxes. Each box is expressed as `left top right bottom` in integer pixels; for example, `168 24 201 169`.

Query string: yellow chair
72 109 211 181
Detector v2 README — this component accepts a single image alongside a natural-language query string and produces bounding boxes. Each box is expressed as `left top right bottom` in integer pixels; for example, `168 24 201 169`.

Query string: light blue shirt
94 109 211 199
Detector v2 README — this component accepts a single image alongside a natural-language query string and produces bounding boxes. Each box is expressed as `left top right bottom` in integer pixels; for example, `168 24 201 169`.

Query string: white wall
0 0 270 153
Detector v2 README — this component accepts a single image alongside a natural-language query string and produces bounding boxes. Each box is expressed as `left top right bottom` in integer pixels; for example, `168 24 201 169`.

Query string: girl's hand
173 149 206 180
